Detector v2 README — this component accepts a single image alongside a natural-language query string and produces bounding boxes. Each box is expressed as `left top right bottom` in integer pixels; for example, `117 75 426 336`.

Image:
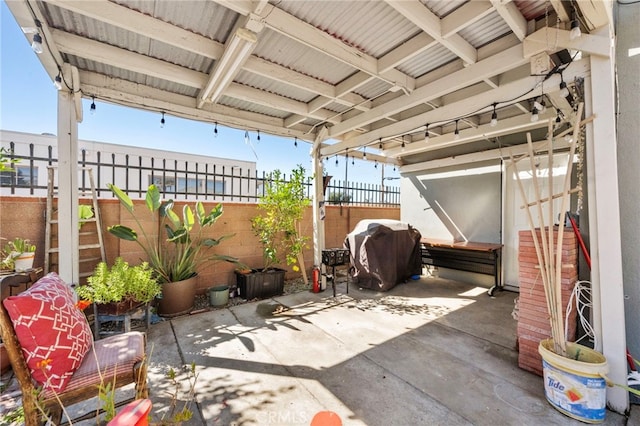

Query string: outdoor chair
0 273 148 425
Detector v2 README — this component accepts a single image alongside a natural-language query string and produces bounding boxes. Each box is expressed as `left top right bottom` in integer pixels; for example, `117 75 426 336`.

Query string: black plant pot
235 268 285 300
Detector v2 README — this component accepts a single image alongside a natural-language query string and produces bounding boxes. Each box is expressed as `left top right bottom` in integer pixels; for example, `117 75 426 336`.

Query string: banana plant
107 184 239 284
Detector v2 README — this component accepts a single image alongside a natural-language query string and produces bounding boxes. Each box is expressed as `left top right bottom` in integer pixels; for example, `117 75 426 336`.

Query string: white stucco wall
615 1 640 368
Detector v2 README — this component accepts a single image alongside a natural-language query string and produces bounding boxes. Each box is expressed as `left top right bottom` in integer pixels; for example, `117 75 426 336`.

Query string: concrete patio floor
140 276 632 425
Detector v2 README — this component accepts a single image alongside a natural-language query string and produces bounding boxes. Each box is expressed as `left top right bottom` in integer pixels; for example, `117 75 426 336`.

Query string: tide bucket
538 339 608 423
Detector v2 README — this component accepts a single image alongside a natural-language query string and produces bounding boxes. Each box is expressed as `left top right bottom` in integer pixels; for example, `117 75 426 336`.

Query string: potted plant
107 184 239 316
241 165 310 300
2 237 36 272
76 257 161 315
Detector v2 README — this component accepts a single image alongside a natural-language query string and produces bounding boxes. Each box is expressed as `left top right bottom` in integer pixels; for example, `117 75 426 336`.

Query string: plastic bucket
209 285 229 307
538 339 608 423
14 252 35 272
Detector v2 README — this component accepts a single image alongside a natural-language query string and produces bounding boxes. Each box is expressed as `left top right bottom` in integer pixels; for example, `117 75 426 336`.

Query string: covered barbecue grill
344 219 422 291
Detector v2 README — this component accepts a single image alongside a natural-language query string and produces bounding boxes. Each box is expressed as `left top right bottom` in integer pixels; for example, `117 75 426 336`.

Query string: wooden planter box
235 268 285 300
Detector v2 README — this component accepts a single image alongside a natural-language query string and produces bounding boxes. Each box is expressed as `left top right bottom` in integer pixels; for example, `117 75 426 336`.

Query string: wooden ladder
44 167 106 281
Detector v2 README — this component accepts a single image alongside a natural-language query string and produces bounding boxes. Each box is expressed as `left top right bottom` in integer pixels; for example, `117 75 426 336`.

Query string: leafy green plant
107 184 239 284
327 191 352 204
155 362 198 424
76 257 161 304
251 165 310 271
1 237 36 270
0 146 19 172
4 237 36 254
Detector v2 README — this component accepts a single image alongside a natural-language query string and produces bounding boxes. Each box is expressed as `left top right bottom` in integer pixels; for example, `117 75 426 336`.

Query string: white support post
312 127 328 289
584 26 628 413
56 85 80 285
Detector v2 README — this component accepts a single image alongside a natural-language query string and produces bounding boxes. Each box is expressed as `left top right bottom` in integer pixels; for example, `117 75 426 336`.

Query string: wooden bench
420 238 503 295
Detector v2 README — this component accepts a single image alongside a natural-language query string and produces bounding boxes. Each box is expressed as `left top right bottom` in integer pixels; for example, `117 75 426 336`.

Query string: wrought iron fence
0 142 399 206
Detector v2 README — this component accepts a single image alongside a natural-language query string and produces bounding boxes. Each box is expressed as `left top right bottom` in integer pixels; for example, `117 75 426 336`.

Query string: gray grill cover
344 219 422 291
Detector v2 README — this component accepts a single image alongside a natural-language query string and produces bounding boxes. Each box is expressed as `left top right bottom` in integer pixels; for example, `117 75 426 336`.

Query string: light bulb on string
424 124 429 143
393 165 396 172
533 98 546 114
90 97 96 115
31 33 43 54
454 120 460 140
214 122 218 137
53 74 62 90
363 146 367 159
294 137 298 147
256 130 261 142
374 160 378 169
570 10 581 40
335 155 338 167
401 136 406 151
555 109 562 124
160 112 165 128
531 107 539 122
352 156 355 166
379 138 383 150
490 104 498 127
244 130 249 144
559 76 570 98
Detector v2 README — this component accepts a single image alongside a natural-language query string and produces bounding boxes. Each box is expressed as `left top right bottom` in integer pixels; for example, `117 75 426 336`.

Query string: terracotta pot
157 276 197 317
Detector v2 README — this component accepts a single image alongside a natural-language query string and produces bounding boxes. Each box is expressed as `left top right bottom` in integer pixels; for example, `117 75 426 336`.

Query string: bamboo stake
546 121 560 354
510 152 556 332
520 188 580 208
526 134 556 342
553 102 584 355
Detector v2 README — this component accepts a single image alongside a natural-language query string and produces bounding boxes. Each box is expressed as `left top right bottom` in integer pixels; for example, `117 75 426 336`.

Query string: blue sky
0 3 398 185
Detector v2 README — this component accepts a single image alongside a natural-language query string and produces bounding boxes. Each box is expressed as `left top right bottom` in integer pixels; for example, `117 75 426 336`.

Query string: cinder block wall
0 196 399 294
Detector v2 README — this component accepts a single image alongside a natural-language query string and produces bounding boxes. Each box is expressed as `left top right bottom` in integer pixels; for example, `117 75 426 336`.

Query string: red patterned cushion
2 273 93 393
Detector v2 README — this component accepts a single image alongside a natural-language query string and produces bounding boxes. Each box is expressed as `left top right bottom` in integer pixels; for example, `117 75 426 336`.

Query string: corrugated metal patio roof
6 0 611 170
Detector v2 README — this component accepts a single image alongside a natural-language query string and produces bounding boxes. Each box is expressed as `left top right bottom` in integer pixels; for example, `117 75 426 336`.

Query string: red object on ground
107 398 151 426
312 266 320 293
311 411 342 426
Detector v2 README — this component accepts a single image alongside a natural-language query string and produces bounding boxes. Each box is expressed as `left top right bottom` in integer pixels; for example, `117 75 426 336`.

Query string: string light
533 98 546 114
363 146 367 159
379 138 383 150
294 137 298 147
31 33 43 54
244 130 249 144
335 155 338 167
53 74 62 90
555 109 562 124
90 96 96 115
569 9 581 40
490 103 498 127
530 105 539 122
214 122 218 137
424 124 429 143
352 156 355 165
374 160 378 169
257 130 261 142
559 73 570 98
160 112 165 128
401 135 406 150
30 19 43 54
454 120 460 140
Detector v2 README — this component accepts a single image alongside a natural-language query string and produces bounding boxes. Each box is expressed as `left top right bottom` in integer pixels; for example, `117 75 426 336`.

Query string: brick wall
517 227 578 376
0 196 399 295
